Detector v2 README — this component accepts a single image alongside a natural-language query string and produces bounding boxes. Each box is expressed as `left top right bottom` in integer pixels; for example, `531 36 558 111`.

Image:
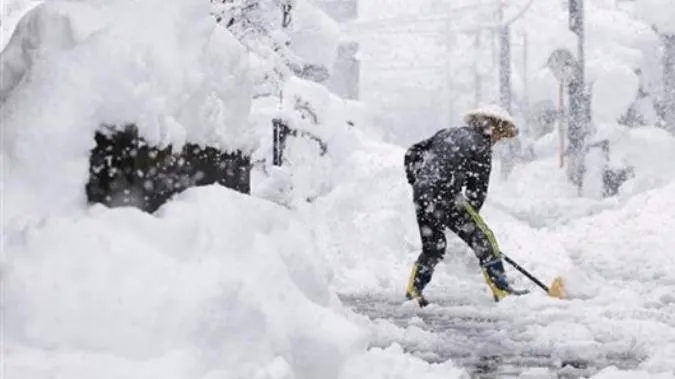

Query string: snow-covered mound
514 178 675 375
1 0 255 221
612 126 675 196
251 75 378 208
310 138 420 293
340 343 468 379
3 186 368 379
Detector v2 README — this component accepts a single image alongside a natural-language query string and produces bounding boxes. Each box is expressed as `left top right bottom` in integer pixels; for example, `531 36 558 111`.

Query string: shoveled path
341 292 643 378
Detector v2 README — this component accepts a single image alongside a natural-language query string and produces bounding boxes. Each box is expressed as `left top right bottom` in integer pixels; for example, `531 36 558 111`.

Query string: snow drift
3 186 368 379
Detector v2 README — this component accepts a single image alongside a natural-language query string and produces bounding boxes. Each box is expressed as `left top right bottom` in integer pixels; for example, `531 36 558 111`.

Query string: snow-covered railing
272 118 328 167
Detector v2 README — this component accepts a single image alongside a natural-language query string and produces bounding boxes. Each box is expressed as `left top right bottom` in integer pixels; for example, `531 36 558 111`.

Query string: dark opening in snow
86 123 251 213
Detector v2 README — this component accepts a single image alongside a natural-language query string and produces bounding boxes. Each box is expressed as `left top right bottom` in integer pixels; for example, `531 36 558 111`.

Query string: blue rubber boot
480 256 529 301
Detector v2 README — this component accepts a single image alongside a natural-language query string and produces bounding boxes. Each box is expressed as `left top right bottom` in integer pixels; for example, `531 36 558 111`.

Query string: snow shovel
503 254 566 299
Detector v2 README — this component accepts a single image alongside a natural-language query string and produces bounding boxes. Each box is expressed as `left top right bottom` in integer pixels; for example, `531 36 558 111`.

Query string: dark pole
568 0 588 191
498 3 516 179
499 25 511 113
663 33 675 133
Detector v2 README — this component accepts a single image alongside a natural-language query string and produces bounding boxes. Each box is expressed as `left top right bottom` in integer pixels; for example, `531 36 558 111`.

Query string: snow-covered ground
3 0 675 378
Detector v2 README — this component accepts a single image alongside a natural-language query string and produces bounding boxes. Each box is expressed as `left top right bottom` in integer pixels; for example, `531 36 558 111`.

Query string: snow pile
340 343 469 379
310 140 419 292
252 76 377 208
558 179 675 305
611 126 675 196
3 186 368 379
590 63 640 130
502 178 675 376
476 177 675 375
0 0 255 220
489 158 612 228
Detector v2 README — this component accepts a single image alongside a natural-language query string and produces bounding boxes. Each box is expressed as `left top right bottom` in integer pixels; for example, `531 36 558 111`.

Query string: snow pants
412 187 500 289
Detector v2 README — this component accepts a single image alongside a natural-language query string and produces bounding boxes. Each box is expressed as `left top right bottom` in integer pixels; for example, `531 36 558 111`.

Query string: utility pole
663 33 675 134
498 1 516 179
567 0 589 191
474 31 482 107
522 31 530 137
498 2 512 113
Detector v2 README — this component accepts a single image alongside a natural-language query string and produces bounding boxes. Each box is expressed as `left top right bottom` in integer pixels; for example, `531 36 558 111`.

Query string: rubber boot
405 261 433 307
480 256 513 302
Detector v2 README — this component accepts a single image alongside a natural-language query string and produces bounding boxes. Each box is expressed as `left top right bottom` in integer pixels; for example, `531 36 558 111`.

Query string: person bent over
403 104 528 307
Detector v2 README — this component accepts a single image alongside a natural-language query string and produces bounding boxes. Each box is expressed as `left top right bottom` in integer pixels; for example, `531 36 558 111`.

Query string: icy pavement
342 292 645 378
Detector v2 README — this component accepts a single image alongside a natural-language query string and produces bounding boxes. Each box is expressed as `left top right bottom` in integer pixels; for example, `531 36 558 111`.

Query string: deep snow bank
3 186 368 379
309 136 419 293
500 178 675 376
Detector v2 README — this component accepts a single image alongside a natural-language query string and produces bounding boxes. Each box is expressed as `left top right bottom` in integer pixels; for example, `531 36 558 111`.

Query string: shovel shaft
503 255 550 293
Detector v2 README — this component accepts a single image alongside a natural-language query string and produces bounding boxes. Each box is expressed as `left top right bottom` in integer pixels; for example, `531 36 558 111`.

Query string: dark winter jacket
404 126 492 211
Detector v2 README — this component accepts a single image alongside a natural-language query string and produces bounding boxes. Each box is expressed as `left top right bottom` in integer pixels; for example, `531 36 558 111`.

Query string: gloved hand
404 151 422 185
404 139 431 185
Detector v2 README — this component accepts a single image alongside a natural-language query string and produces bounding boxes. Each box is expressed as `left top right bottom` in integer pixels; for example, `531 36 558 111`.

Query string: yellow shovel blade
547 276 566 299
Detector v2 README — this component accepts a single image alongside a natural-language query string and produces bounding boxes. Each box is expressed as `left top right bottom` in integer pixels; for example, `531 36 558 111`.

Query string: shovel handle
503 255 550 293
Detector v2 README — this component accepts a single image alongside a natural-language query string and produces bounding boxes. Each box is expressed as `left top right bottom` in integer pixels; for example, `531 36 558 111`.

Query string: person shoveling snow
403 104 564 307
